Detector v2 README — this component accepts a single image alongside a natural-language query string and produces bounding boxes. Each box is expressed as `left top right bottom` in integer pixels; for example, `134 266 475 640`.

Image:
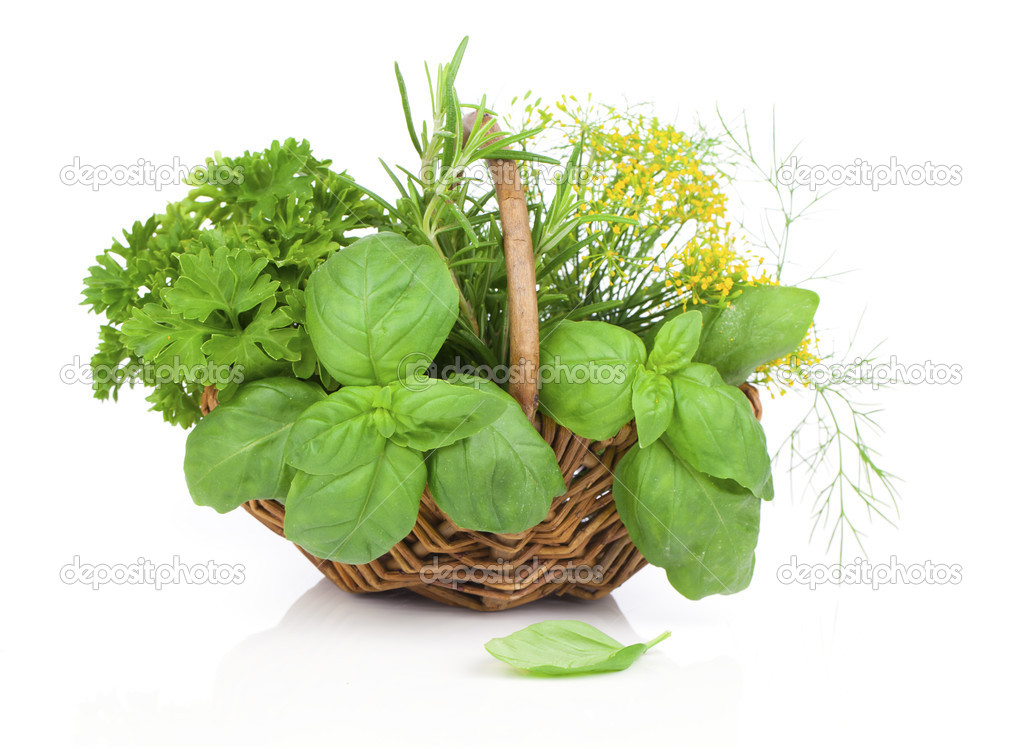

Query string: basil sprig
539 292 814 598
184 233 563 564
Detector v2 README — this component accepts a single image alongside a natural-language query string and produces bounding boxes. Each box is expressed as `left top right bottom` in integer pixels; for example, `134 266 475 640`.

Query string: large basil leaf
631 369 673 448
284 442 426 564
694 285 819 385
661 363 772 498
538 321 645 440
183 378 326 513
305 232 458 386
389 378 506 451
647 310 702 374
427 377 565 533
485 620 670 676
284 386 385 475
613 441 761 600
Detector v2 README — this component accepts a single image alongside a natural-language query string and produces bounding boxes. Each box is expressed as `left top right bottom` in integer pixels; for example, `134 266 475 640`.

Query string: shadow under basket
243 415 646 611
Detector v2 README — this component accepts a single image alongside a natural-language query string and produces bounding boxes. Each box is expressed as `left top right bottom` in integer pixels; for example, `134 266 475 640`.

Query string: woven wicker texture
241 383 762 611
243 415 642 611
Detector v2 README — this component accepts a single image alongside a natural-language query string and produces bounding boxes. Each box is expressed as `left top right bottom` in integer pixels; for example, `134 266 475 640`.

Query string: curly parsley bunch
82 139 386 426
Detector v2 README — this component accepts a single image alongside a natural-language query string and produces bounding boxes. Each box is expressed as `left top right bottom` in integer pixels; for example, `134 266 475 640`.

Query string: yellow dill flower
537 96 778 313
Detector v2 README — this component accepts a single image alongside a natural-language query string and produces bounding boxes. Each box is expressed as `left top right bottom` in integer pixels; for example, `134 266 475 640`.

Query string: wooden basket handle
463 112 540 421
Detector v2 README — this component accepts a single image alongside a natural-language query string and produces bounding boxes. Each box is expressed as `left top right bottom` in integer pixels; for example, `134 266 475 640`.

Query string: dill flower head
514 94 820 391
538 96 775 306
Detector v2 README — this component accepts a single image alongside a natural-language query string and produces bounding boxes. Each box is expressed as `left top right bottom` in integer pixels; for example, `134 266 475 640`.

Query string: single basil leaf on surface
485 620 670 676
388 378 506 451
305 232 458 386
694 285 819 385
613 440 761 600
427 377 565 534
184 378 326 513
661 363 772 498
284 442 426 564
284 386 385 475
647 310 702 374
538 321 646 440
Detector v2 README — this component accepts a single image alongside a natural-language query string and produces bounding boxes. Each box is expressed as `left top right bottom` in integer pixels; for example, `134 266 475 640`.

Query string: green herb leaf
613 440 761 599
537 321 645 440
661 363 772 497
284 442 426 564
305 232 458 385
81 252 140 324
277 289 332 383
164 237 280 323
82 138 385 428
647 310 702 374
284 387 386 475
201 299 300 380
427 377 565 533
631 369 674 448
183 378 326 512
388 378 505 451
485 620 670 676
694 285 819 385
121 303 218 371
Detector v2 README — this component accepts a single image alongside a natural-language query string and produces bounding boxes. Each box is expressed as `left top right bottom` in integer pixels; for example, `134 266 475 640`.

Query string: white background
2 1 1020 745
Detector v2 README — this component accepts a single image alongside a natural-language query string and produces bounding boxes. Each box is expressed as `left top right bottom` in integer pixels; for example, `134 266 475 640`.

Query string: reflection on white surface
71 580 743 746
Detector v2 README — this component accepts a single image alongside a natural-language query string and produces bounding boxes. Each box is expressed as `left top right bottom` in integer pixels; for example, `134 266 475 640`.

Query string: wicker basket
242 417 645 610
206 114 763 611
